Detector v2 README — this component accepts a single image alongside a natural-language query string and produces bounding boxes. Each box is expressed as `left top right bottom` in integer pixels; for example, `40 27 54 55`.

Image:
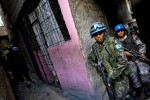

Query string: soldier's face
117 30 125 38
93 31 105 43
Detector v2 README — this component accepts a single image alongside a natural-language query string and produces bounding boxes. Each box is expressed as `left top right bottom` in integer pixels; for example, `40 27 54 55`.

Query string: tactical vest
122 34 139 51
122 34 139 61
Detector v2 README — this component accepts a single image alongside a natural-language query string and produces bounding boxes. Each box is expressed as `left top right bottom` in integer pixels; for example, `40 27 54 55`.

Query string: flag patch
115 44 123 49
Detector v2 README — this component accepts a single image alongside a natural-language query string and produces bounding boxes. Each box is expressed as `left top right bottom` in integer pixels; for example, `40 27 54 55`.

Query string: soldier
88 22 131 100
7 46 32 86
114 24 150 99
129 26 139 35
129 26 140 42
1 47 10 72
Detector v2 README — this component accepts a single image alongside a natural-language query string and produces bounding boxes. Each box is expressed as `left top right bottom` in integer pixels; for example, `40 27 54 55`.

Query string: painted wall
48 0 93 94
33 50 54 84
68 0 109 99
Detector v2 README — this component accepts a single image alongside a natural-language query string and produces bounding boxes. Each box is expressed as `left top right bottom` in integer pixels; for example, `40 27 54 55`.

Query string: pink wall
48 0 94 94
33 51 54 83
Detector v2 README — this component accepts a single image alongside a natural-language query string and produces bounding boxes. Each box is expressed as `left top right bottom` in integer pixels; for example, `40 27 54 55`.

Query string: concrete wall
0 35 9 49
69 0 109 99
48 0 109 99
48 0 94 94
0 5 9 37
1 0 25 26
117 0 133 24
0 2 16 42
0 26 7 36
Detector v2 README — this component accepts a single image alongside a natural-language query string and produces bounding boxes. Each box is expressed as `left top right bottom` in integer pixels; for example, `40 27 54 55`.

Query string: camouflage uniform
88 35 131 99
119 34 150 85
132 34 150 84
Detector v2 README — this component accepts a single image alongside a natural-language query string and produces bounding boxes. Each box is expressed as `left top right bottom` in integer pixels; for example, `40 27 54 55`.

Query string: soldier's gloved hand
107 77 113 87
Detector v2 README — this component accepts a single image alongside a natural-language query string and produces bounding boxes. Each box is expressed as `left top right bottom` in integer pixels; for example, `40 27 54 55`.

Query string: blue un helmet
8 45 20 53
130 26 138 34
89 22 106 38
12 47 20 52
114 24 125 32
8 45 14 52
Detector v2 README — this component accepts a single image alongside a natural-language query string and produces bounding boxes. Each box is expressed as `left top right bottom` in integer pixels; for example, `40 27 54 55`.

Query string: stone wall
1 0 25 26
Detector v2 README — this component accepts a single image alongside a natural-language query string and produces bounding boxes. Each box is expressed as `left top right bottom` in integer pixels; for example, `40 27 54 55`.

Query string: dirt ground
3 66 150 100
11 72 69 100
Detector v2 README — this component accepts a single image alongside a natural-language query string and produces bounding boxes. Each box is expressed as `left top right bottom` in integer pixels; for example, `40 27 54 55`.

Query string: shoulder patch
115 44 123 49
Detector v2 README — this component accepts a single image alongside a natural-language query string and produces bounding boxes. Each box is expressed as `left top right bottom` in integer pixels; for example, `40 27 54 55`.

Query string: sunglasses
116 29 124 33
92 31 104 37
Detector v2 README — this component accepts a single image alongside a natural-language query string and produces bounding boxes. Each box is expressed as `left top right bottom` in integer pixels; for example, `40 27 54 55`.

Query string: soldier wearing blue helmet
7 46 32 86
88 22 131 100
130 26 139 35
115 23 150 99
115 24 126 32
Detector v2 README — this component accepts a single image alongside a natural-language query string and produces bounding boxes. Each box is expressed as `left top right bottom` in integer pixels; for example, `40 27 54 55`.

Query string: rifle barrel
123 47 150 63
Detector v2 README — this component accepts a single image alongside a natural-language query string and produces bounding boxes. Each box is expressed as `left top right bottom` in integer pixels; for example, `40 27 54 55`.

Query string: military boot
143 84 150 97
135 87 142 97
125 92 134 100
134 87 143 100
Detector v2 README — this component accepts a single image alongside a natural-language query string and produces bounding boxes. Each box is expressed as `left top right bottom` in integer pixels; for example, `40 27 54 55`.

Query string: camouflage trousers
114 75 130 99
135 59 150 83
128 61 142 88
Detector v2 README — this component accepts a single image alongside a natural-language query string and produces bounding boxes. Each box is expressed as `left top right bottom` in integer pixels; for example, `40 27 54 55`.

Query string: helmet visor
116 29 124 33
90 23 105 33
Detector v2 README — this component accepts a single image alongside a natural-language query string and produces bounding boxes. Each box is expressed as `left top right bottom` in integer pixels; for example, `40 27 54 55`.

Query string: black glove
107 77 113 86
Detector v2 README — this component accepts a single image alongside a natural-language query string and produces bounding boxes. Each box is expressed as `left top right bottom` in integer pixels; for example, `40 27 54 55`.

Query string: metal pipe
125 0 133 14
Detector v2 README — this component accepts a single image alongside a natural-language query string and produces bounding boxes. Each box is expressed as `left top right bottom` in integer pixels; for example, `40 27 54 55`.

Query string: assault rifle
94 47 115 100
97 59 115 100
123 47 150 63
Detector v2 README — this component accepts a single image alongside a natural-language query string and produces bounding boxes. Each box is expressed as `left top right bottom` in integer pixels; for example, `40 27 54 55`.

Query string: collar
119 35 127 41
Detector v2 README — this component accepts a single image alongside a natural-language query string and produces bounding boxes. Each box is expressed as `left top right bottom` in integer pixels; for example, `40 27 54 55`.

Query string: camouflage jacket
88 35 131 79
